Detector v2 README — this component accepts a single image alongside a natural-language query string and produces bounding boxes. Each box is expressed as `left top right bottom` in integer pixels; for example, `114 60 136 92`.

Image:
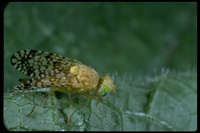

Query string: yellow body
10 50 115 119
67 64 99 92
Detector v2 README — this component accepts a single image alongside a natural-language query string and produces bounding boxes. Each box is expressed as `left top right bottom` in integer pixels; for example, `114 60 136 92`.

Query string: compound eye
99 85 110 97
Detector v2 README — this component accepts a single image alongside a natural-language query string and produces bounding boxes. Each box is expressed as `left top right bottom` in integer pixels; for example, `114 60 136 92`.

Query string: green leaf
4 70 197 131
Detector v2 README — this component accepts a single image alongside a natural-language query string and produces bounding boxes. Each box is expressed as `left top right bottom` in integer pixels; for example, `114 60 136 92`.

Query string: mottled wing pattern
13 78 44 91
10 50 81 91
10 50 81 77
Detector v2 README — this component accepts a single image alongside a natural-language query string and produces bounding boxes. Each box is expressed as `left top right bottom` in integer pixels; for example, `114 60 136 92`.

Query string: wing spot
29 79 36 86
11 58 18 63
34 56 40 60
41 60 47 65
28 59 34 64
26 50 30 55
23 71 27 75
17 66 22 71
20 50 25 57
34 70 40 76
37 82 42 87
40 65 46 71
41 74 45 78
33 65 39 70
13 64 18 68
30 73 35 77
14 53 22 60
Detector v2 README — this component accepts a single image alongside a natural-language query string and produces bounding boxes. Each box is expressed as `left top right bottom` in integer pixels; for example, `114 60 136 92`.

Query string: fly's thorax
69 64 100 91
97 75 115 98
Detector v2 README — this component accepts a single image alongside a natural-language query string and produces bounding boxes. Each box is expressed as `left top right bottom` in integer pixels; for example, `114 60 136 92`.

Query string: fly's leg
68 90 73 108
82 92 100 101
67 90 71 124
82 92 102 108
53 88 73 125
27 89 55 117
67 89 74 125
82 92 106 117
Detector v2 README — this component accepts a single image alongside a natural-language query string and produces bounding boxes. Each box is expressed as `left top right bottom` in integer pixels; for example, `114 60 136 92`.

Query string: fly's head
97 75 115 98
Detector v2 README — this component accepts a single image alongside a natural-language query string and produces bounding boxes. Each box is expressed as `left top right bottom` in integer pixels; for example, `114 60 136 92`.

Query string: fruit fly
10 50 115 120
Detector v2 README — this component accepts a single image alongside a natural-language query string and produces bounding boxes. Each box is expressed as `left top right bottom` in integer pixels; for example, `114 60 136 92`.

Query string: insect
10 50 115 120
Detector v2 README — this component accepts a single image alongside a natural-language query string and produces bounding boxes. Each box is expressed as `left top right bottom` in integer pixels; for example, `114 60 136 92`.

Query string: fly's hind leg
51 87 73 125
67 89 74 125
66 90 71 125
27 89 55 117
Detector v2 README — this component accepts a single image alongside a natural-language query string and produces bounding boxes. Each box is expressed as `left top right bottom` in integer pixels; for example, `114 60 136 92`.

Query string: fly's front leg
81 91 103 107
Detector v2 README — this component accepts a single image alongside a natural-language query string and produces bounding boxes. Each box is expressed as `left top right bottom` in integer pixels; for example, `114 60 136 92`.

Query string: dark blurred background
4 2 197 91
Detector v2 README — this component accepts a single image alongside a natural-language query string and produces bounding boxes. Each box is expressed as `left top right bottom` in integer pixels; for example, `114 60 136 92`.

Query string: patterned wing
10 50 81 91
12 78 47 91
10 50 81 78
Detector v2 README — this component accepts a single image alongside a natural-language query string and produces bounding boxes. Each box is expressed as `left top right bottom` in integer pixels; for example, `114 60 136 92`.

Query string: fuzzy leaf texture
4 70 197 131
